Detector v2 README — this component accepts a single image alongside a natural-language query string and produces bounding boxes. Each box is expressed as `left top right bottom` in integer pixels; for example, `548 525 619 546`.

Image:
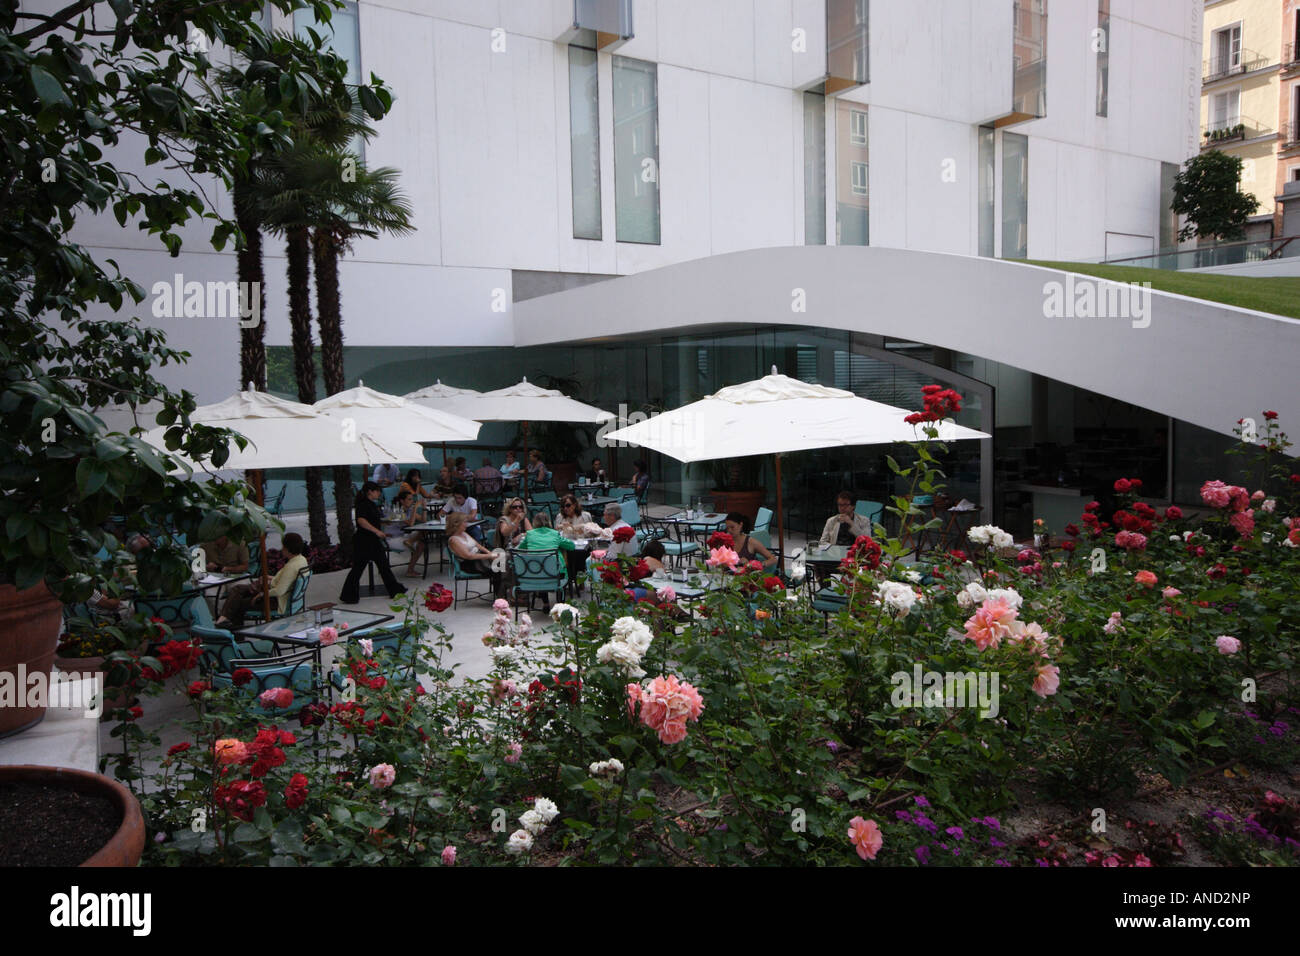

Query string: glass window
978 125 995 257
1211 88 1240 130
1001 131 1028 259
849 109 867 145
295 1 361 86
1012 0 1047 118
827 0 869 86
835 99 868 245
1159 161 1178 255
613 56 660 244
803 92 826 245
1095 0 1109 117
850 161 868 196
568 47 602 240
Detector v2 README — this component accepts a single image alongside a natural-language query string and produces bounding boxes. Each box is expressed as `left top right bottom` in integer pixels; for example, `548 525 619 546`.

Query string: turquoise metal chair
855 500 884 529
267 485 287 516
642 517 697 568
611 486 636 502
211 648 319 716
245 567 312 622
192 624 279 676
510 548 566 621
751 507 774 547
135 591 214 632
447 546 493 609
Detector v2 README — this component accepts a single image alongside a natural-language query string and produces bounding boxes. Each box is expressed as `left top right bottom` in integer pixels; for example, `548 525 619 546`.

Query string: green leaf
30 66 71 107
75 458 107 497
6 513 34 542
144 84 179 111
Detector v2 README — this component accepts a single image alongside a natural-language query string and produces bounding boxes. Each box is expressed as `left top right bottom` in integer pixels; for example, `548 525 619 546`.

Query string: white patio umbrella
602 368 989 560
141 387 427 618
314 383 481 460
408 377 614 497
403 380 485 474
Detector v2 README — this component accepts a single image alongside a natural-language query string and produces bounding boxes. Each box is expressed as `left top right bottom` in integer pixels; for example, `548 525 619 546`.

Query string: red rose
1060 539 1076 552
284 773 309 810
948 549 968 563
127 706 143 721
612 526 636 543
628 559 652 582
1164 506 1183 520
1084 501 1100 513
1130 478 1142 489
842 535 882 571
1207 563 1228 580
762 575 784 592
1290 474 1300 484
1064 523 1080 537
424 584 454 613
1113 478 1132 493
599 562 626 586
707 531 734 550
187 680 209 699
158 638 202 676
215 779 267 822
167 742 191 757
277 730 297 746
231 668 254 687
1264 410 1278 420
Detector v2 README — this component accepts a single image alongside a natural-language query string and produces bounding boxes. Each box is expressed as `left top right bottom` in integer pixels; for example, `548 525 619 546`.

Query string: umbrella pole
253 469 271 620
775 453 785 574
522 420 530 500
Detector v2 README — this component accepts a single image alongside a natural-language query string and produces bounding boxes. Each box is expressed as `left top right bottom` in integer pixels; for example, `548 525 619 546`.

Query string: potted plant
0 765 146 866
53 620 149 719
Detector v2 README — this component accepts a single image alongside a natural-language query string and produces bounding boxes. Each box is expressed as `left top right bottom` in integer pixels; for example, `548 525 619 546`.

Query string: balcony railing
1280 122 1300 150
1203 49 1271 83
1200 117 1268 146
1284 42 1300 72
1100 237 1299 270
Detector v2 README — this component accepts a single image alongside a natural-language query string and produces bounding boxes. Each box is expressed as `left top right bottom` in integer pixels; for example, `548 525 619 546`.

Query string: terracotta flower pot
0 765 145 867
0 583 64 739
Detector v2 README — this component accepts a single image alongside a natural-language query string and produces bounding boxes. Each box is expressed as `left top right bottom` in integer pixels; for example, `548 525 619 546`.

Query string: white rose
986 587 1023 610
991 530 1014 549
518 809 547 835
549 603 580 622
489 645 519 665
505 829 534 855
533 797 559 823
1261 499 1276 513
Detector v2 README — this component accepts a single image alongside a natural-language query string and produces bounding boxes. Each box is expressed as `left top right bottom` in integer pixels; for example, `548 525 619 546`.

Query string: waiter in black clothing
340 481 408 604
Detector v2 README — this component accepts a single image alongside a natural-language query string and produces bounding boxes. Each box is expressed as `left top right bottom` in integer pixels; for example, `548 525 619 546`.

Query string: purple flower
895 810 914 823
1269 726 1286 737
994 859 1010 867
982 816 1001 830
1036 858 1049 867
915 845 931 865
952 847 961 857
824 739 841 753
945 826 965 841
913 813 938 833
714 824 728 832
989 837 1007 848
913 795 931 808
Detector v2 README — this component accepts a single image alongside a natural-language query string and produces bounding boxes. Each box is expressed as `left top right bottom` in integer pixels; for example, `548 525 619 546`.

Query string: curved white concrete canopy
513 246 1300 439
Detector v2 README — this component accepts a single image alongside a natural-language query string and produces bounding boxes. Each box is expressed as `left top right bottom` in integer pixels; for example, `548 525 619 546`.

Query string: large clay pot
0 583 64 738
710 489 765 525
0 765 145 867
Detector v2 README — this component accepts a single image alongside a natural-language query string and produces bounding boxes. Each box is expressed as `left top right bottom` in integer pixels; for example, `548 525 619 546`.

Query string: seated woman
446 512 505 597
554 494 594 539
500 450 522 486
517 512 574 611
724 512 778 572
402 468 437 501
632 459 651 501
395 489 428 576
640 539 667 574
496 497 531 549
526 449 547 488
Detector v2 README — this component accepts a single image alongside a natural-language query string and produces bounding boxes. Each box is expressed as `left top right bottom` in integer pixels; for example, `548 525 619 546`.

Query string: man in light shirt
371 462 400 488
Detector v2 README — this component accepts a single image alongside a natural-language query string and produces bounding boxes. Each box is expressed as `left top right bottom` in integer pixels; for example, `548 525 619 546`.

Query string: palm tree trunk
312 226 354 562
234 183 267 391
287 224 329 548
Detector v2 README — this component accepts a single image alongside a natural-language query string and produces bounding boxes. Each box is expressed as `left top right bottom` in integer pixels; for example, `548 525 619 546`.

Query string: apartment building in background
1200 0 1300 240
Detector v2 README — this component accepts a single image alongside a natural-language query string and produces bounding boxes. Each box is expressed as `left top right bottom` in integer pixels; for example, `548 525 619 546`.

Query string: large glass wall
612 56 660 243
835 99 869 245
568 46 602 240
803 92 826 245
1001 131 1028 258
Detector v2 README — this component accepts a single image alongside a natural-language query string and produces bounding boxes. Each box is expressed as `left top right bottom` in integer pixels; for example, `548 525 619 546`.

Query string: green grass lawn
1025 260 1300 319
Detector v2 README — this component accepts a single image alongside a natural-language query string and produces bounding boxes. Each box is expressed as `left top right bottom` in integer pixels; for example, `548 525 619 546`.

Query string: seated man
819 491 875 547
440 484 483 542
371 462 400 488
199 535 249 574
599 502 639 557
472 456 504 495
587 457 607 483
216 533 309 628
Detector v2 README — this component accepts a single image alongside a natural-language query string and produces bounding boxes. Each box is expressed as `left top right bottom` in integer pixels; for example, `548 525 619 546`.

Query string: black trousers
340 532 406 604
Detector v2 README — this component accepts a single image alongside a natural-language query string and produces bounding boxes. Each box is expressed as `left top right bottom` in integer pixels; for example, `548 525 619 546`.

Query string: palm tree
311 161 415 560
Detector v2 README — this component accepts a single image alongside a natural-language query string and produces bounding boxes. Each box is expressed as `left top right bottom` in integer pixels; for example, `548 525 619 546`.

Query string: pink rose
368 763 396 789
257 687 294 709
493 598 510 611
962 598 1018 651
359 638 373 657
656 586 677 603
1200 480 1231 509
591 550 607 561
1133 570 1157 588
1228 510 1255 539
1261 499 1276 513
706 546 739 571
505 741 522 764
1252 490 1266 501
847 816 883 861
441 845 457 866
318 626 339 646
1032 663 1060 698
1215 635 1241 655
1161 587 1181 599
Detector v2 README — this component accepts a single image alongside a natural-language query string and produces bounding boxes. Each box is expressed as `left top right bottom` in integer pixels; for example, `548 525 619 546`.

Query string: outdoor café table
573 493 618 513
234 606 395 677
568 480 612 495
403 517 490 577
661 511 728 539
188 571 252 614
805 544 850 588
